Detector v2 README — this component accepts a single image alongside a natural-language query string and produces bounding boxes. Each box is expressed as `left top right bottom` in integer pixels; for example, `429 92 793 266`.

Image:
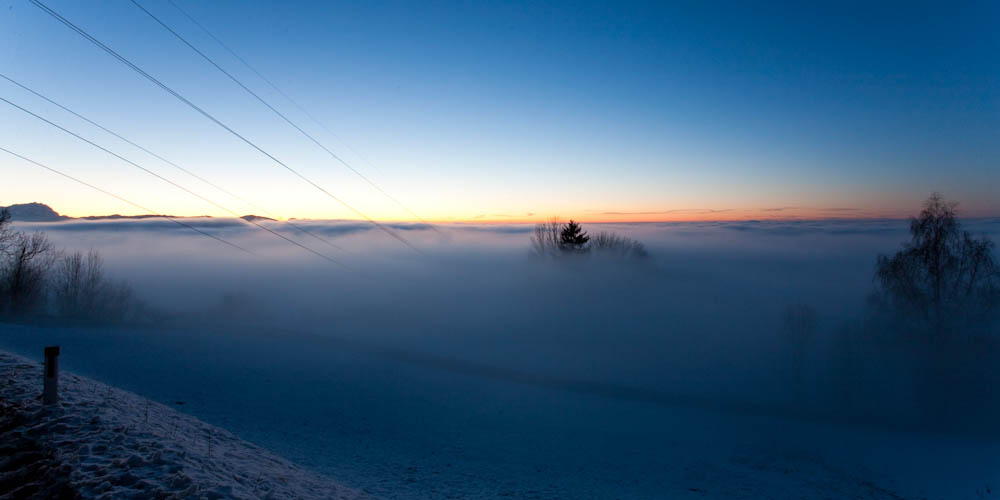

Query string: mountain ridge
1 202 274 222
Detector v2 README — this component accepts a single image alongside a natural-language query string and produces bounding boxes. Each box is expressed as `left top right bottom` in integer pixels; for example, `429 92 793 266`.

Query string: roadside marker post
43 345 60 405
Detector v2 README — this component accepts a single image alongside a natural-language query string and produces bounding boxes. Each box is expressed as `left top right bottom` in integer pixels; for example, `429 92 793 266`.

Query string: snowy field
2 218 999 499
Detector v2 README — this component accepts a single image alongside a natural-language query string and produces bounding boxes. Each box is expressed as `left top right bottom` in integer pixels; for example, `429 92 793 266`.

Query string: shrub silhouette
590 231 649 260
872 193 999 336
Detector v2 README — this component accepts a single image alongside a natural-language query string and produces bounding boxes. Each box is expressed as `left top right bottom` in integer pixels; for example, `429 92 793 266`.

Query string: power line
0 95 346 267
165 0 383 178
0 71 345 253
0 146 253 254
28 0 421 253
133 0 439 233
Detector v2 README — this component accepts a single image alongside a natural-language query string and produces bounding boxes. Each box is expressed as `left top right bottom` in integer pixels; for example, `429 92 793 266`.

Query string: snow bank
0 350 365 500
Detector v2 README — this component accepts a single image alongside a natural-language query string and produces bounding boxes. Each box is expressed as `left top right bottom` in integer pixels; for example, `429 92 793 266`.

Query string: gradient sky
1 0 998 222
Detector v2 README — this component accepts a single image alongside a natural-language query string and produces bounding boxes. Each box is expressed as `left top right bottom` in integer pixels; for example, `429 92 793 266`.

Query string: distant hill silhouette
241 215 277 222
0 202 264 222
78 214 187 220
2 202 67 222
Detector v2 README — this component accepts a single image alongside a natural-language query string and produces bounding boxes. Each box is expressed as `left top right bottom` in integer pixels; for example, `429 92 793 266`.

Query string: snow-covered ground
0 349 365 500
3 325 997 500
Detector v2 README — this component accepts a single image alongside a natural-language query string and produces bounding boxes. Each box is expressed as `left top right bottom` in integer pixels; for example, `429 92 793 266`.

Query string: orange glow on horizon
41 207 943 224
26 198 999 225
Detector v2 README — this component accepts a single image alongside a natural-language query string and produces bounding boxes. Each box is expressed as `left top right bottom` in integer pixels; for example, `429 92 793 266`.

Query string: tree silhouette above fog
531 218 647 260
559 220 590 253
0 208 144 322
0 209 55 314
872 193 999 335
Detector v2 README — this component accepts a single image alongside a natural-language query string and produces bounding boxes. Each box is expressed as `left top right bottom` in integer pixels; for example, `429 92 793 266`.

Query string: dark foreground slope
0 400 78 499
0 351 365 500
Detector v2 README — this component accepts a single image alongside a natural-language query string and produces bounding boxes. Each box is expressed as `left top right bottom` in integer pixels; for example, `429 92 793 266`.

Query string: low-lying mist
12 216 1000 438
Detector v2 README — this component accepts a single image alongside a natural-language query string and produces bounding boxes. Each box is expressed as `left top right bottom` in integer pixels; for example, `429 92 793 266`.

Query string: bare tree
53 250 103 318
872 193 999 336
52 250 138 321
0 213 142 322
1 231 55 315
530 218 562 257
0 209 13 258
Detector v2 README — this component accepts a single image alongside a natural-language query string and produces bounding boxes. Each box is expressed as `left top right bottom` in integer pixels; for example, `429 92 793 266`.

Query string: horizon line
6 202 1000 225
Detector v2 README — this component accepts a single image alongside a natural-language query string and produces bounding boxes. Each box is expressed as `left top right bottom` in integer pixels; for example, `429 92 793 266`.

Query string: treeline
531 219 649 260
0 209 145 323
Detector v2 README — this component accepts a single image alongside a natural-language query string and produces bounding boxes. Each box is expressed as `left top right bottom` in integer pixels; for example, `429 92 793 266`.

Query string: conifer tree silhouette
559 220 590 253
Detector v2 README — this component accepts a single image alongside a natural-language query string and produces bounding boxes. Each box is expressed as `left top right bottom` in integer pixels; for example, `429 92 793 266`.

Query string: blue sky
1 0 997 221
